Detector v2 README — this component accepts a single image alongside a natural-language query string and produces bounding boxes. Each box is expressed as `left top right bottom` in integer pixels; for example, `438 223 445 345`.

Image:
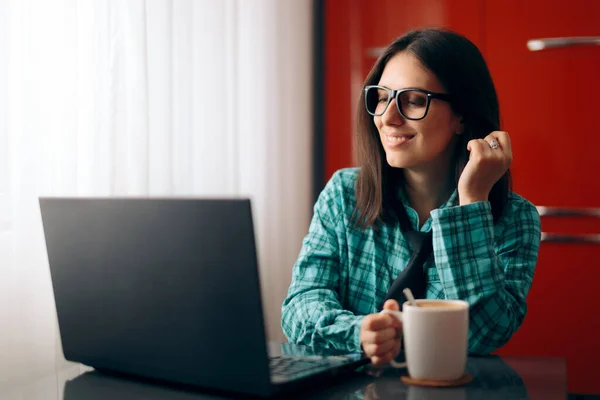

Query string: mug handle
380 309 406 369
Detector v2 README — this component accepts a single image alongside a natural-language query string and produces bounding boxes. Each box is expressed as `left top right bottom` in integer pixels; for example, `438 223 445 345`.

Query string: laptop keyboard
269 355 350 381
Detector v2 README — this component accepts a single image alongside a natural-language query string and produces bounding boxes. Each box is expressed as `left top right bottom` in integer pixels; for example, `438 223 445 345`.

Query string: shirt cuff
352 315 365 353
430 200 492 226
429 201 504 298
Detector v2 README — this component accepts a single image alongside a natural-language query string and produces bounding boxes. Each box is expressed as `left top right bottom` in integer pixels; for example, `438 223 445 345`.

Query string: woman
281 28 541 365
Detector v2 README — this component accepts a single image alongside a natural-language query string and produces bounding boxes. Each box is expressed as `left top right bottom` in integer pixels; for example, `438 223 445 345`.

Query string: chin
385 153 412 169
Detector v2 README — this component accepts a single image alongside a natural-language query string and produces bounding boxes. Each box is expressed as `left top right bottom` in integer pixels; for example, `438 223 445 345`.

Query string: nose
379 98 405 126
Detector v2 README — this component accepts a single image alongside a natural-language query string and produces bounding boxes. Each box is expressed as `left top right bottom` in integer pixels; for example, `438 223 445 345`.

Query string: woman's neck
402 166 455 227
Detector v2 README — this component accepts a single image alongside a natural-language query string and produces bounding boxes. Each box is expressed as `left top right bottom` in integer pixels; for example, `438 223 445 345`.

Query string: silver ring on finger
487 138 500 149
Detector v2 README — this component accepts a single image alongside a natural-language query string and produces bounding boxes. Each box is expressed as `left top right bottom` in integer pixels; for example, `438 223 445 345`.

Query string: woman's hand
458 131 513 205
360 300 402 365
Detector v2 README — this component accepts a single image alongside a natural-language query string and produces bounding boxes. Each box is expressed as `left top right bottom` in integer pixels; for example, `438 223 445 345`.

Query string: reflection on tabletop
353 356 529 400
59 355 535 400
63 371 225 400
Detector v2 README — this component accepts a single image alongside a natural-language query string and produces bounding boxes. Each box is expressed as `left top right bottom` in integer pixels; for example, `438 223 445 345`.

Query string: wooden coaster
401 372 473 387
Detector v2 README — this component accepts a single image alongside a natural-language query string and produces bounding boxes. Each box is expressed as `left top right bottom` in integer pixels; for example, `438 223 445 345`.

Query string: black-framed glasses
364 85 451 120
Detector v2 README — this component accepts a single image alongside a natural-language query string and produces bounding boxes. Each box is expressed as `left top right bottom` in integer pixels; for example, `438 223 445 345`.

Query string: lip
384 133 415 148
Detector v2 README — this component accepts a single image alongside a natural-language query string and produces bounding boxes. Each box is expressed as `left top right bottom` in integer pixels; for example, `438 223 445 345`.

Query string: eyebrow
375 85 430 92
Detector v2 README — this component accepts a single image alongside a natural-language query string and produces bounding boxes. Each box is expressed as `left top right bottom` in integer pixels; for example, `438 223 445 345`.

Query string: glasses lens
365 87 390 116
398 90 428 119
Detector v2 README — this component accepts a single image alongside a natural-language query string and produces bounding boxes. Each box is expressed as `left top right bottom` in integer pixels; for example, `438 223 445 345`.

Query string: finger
370 355 388 366
488 130 510 148
362 343 385 358
467 139 486 155
484 133 513 167
383 299 399 311
370 341 402 365
379 310 402 330
361 326 398 345
479 138 497 154
467 139 489 161
489 131 513 157
363 338 400 357
362 313 396 331
381 340 402 362
467 138 476 152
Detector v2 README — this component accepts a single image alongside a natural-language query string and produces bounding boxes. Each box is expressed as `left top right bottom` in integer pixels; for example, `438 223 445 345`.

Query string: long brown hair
354 28 511 228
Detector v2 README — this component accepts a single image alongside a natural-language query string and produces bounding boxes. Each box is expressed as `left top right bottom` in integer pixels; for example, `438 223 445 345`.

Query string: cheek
428 124 455 140
373 117 382 132
420 115 458 142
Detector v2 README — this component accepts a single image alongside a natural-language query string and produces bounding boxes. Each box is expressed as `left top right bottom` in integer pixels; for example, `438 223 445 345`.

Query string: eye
376 89 389 103
400 91 427 107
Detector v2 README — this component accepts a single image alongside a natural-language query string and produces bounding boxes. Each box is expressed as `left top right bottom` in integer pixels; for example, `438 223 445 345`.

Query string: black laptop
39 198 368 397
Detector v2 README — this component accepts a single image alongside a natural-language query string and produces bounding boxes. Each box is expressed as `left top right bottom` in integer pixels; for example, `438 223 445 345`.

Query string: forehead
377 51 444 92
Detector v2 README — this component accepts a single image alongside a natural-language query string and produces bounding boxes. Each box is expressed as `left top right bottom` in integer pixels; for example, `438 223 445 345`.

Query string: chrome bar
541 233 600 244
536 206 600 218
527 37 600 51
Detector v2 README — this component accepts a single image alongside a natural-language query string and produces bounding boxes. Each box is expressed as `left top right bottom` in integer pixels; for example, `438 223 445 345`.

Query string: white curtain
0 0 312 393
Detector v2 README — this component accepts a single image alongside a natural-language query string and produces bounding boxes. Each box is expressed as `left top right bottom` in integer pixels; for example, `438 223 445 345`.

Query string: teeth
387 136 412 144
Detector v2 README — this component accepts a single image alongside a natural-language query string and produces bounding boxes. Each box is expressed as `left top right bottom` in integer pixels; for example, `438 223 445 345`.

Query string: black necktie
384 204 433 306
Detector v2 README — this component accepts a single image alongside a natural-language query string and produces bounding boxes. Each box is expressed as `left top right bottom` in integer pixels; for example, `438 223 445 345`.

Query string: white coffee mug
382 299 469 381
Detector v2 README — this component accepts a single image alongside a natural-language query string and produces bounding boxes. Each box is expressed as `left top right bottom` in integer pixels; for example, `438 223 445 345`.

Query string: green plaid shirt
281 168 541 355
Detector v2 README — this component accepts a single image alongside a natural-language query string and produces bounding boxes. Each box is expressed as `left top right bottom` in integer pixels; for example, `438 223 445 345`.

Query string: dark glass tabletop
0 353 566 400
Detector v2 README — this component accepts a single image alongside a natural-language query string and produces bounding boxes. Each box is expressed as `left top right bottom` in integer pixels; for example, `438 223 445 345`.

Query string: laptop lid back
40 198 272 397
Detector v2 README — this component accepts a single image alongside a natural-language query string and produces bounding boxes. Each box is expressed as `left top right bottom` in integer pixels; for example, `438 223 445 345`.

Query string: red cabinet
484 1 600 395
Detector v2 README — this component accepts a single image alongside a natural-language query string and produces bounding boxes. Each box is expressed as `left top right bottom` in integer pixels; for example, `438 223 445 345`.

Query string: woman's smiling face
374 51 463 172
